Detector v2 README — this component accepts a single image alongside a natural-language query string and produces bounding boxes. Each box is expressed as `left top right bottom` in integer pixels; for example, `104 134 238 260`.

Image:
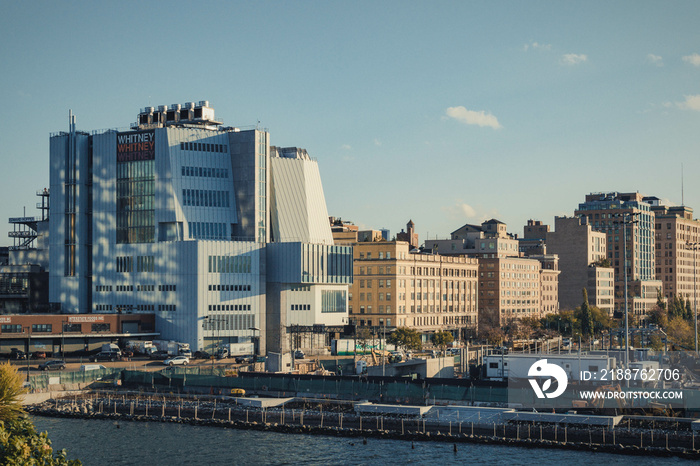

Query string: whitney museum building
48 101 352 356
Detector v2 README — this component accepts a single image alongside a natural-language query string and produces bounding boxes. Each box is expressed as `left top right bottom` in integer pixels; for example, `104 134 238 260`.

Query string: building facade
428 219 520 258
478 256 545 328
546 216 614 315
575 192 658 316
48 102 351 354
335 233 479 341
650 203 700 305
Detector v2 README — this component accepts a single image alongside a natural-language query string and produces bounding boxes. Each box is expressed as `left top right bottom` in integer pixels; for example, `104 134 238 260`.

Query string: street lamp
686 242 699 354
612 212 638 372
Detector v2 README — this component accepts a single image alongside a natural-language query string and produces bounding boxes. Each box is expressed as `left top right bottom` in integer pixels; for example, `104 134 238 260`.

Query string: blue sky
1 1 699 246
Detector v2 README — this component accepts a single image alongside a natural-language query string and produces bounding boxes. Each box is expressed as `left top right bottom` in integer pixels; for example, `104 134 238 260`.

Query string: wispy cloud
445 106 501 129
682 53 700 67
442 201 499 224
373 138 382 147
561 53 587 65
523 41 552 52
676 94 700 111
646 54 664 66
340 144 352 150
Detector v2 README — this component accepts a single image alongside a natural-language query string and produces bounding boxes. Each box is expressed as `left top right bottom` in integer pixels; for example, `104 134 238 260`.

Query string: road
6 356 243 374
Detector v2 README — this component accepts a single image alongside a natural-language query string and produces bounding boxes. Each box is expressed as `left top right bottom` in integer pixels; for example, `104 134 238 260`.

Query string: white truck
483 353 616 382
101 343 122 355
331 338 395 356
153 340 191 356
125 340 155 355
217 342 254 359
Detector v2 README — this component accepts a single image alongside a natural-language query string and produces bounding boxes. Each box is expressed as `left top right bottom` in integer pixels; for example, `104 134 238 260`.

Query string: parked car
192 351 211 359
31 351 47 359
10 349 27 360
90 351 120 362
163 356 189 366
294 350 305 359
39 360 66 371
235 355 253 364
149 351 170 360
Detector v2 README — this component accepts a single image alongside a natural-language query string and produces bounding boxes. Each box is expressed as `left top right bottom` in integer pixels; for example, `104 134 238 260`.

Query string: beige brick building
530 254 560 316
651 204 700 304
478 256 544 327
334 230 479 341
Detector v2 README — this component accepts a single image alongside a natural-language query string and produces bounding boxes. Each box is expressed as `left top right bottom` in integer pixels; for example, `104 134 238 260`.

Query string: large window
1 324 22 333
92 323 110 332
321 289 347 314
117 159 155 243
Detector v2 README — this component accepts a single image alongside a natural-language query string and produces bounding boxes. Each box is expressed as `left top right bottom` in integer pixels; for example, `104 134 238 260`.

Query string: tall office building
575 192 660 318
49 102 352 354
547 216 614 315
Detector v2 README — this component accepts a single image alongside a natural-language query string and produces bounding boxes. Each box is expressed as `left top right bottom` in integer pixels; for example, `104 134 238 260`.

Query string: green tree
592 257 612 268
656 288 667 312
685 295 693 321
387 327 422 353
483 327 505 346
355 327 372 353
0 363 80 465
590 306 612 335
670 294 685 319
578 288 593 339
431 331 454 354
667 315 695 350
0 363 25 423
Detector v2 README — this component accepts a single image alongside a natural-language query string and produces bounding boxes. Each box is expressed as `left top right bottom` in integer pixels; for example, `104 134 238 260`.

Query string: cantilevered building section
269 147 334 245
48 102 351 355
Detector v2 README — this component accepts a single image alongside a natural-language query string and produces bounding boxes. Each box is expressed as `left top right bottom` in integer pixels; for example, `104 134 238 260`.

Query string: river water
32 416 688 465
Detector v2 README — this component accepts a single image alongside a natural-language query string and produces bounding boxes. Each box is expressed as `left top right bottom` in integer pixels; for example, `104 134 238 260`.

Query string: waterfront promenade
26 390 700 460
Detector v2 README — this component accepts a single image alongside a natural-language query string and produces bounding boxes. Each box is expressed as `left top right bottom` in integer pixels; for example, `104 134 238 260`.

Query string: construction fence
121 368 509 405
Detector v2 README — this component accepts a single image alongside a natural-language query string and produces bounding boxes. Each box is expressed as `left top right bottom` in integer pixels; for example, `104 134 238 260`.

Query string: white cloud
676 94 700 111
646 54 663 66
459 203 476 218
683 53 700 66
373 138 382 146
442 202 477 221
340 144 352 150
441 202 502 224
561 53 587 65
445 106 502 129
523 41 552 52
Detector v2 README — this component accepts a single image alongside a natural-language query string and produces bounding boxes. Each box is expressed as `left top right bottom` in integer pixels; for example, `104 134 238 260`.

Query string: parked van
79 364 106 372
